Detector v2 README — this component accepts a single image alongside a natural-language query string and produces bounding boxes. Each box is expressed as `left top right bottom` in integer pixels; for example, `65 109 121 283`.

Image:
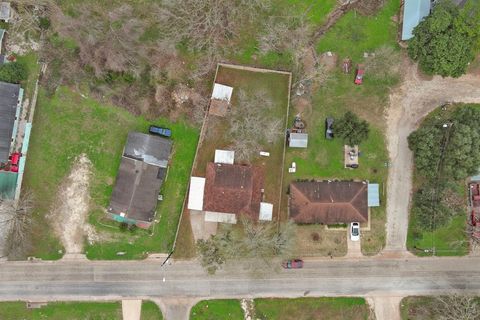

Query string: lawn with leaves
190 300 244 320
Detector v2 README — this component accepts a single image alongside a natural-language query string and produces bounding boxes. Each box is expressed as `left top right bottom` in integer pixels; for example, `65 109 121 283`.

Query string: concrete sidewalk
122 299 142 320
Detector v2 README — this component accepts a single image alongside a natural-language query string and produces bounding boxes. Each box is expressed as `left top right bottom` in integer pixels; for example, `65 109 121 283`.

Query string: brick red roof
289 181 368 224
203 162 264 220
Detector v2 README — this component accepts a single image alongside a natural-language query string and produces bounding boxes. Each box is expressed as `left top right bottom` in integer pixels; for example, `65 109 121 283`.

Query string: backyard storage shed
289 180 368 224
210 83 234 117
214 149 235 165
289 132 308 148
367 183 380 207
259 202 273 221
108 132 172 229
203 162 264 223
0 3 10 22
401 0 431 40
0 82 22 164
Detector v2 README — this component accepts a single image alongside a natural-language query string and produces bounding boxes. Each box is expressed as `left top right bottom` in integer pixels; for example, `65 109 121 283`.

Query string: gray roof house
401 0 431 40
0 82 21 163
108 132 172 229
289 132 308 148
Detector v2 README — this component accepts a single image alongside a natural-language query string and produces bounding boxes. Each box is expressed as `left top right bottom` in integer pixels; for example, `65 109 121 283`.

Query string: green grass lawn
316 0 400 60
0 301 162 320
24 86 198 260
190 300 244 320
254 297 370 320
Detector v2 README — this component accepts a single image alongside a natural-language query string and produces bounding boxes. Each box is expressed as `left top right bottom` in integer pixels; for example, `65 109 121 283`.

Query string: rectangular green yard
24 87 198 260
0 301 162 320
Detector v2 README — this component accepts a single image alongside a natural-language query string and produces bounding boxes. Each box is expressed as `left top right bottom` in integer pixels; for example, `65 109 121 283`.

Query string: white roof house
211 83 233 102
289 133 308 148
187 177 206 210
259 202 273 221
214 149 235 165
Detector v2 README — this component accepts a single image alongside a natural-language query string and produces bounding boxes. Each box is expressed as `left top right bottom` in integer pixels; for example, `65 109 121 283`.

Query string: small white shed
289 133 308 148
259 202 273 221
187 177 206 210
211 83 233 102
214 149 235 165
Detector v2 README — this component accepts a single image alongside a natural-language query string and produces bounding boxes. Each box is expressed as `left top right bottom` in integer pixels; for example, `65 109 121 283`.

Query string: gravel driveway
385 58 480 251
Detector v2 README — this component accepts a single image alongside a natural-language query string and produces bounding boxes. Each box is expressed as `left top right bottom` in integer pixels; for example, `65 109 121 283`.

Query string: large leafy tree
408 0 479 77
335 111 369 146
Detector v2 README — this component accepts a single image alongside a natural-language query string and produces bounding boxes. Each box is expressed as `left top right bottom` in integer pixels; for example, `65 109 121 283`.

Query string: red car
354 64 365 85
282 259 304 269
9 152 21 172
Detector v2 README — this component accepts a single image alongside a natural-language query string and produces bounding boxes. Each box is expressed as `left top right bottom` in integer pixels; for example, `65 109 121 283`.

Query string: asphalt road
0 256 479 301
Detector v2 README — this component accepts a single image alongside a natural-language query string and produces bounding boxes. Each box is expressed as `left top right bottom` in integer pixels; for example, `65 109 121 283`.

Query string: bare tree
0 192 34 259
436 295 480 320
228 89 282 162
159 0 270 61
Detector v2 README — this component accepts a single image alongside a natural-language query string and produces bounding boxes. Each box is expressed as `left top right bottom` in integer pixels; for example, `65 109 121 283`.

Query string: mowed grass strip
254 297 370 320
0 301 163 320
190 299 244 320
0 301 122 320
24 87 198 260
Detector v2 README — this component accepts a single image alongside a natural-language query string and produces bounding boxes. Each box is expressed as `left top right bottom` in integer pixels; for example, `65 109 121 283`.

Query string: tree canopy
408 0 480 77
335 111 369 146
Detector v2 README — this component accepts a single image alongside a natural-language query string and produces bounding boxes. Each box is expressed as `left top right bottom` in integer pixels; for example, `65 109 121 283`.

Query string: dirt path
385 58 480 251
367 296 403 320
48 154 95 254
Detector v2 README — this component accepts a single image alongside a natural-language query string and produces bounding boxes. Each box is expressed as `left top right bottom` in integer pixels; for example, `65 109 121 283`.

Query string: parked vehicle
350 222 360 241
325 117 334 139
9 152 21 172
149 125 172 138
354 64 365 85
282 259 304 269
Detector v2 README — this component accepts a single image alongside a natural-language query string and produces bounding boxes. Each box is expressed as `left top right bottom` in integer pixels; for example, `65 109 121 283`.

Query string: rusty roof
203 162 264 220
289 180 368 224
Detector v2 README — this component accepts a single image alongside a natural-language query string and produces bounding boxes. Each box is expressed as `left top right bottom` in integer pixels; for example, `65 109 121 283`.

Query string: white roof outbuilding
214 149 235 165
259 202 273 221
289 133 308 148
187 177 206 210
211 83 233 102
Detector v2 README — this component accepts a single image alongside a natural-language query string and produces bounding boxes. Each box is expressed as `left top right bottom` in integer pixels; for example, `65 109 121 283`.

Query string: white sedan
350 222 360 241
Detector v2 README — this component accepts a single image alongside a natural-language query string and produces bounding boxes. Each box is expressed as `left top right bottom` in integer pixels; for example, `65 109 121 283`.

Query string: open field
24 87 198 260
0 301 162 320
190 299 244 320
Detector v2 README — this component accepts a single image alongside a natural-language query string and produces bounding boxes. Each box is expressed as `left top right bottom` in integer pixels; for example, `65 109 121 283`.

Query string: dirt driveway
385 58 480 251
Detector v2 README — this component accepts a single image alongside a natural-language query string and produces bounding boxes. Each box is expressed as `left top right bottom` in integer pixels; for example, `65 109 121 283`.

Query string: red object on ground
9 152 20 172
282 259 304 269
354 64 365 85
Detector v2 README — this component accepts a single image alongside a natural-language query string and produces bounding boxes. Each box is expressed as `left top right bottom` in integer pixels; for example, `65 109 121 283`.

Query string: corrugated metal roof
402 0 431 40
211 83 233 102
124 132 172 168
0 3 10 21
259 202 273 221
188 176 206 210
214 149 235 164
289 133 308 148
0 82 21 163
368 183 380 207
0 171 17 199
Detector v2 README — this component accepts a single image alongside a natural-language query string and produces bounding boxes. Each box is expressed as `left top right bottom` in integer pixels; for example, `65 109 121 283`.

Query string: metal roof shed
214 149 235 165
289 133 308 148
0 82 21 163
187 177 206 211
368 183 380 207
0 3 10 22
211 83 233 102
402 0 431 40
259 202 273 221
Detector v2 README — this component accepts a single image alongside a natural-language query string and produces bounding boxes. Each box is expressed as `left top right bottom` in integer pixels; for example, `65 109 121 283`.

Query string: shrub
0 62 28 84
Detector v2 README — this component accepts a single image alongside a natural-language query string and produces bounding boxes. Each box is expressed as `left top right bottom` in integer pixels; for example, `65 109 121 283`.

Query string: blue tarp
402 0 431 40
368 183 380 207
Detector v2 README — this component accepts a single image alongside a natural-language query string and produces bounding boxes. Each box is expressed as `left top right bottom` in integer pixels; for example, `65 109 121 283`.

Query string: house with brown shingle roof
202 162 265 223
289 180 368 224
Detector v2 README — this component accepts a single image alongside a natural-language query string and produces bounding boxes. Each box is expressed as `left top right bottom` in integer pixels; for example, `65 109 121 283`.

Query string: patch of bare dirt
385 56 480 251
48 154 98 254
